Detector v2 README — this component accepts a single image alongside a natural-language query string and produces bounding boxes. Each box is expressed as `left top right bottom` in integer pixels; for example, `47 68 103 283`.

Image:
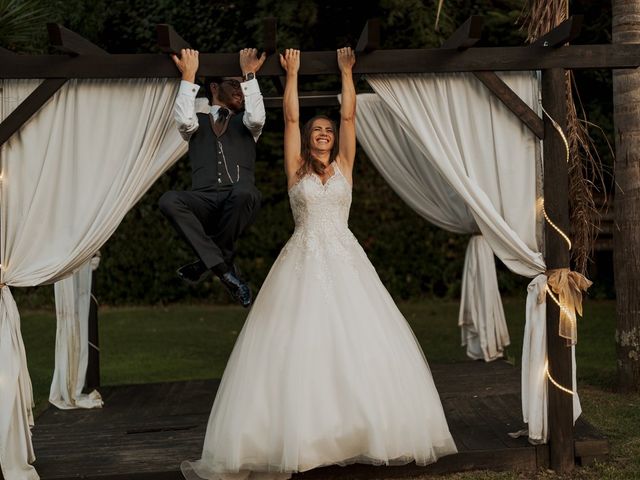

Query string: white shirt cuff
179 80 199 97
241 78 261 95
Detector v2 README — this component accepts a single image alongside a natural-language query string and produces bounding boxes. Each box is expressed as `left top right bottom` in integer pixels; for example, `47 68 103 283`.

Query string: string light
539 198 572 250
545 361 575 396
538 102 579 395
545 285 576 324
540 103 571 166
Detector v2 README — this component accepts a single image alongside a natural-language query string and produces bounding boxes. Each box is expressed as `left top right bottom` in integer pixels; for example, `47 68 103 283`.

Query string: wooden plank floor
30 361 608 480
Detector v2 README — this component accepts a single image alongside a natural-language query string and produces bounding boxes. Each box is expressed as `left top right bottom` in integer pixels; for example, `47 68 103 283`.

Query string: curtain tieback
539 268 592 345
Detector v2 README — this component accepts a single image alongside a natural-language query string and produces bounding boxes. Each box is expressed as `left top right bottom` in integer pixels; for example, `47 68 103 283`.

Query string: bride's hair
297 115 340 177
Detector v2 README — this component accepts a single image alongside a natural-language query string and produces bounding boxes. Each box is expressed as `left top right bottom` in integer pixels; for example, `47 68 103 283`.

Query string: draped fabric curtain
0 78 187 480
458 235 509 361
356 92 508 362
361 73 580 442
49 255 102 410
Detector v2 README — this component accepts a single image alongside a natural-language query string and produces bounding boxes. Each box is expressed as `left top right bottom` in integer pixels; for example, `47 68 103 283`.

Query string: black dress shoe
219 270 252 308
177 260 209 285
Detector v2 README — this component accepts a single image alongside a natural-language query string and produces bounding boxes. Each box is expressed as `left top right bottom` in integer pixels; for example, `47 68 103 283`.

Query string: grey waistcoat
188 112 256 191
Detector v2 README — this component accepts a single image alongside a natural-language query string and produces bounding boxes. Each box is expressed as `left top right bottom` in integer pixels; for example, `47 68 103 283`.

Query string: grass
19 297 639 479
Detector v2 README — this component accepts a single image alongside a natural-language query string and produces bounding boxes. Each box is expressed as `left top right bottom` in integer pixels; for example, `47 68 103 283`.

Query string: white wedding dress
181 164 457 480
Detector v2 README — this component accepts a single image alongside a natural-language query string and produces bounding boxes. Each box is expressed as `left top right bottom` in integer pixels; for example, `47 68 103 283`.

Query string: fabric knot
546 268 592 345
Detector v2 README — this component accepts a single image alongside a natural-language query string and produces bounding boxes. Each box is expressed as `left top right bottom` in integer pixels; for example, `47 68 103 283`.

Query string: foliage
0 0 50 51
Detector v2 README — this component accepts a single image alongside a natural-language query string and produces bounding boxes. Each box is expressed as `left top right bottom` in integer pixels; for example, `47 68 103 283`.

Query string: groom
159 47 266 308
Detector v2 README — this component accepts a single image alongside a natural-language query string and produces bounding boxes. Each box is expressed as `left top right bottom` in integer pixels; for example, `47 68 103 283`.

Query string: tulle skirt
182 228 457 479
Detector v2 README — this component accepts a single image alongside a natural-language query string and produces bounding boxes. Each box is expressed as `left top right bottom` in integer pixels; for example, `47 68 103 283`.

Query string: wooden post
542 67 574 472
85 269 100 389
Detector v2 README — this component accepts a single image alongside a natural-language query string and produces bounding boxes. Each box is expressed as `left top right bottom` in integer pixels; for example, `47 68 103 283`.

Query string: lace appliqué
278 167 361 297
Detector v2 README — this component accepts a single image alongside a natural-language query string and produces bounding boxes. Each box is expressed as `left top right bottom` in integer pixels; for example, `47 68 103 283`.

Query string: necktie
214 107 230 137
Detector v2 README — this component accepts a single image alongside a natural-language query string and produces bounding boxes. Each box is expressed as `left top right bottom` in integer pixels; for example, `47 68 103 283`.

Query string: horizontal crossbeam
264 92 339 108
3 44 639 79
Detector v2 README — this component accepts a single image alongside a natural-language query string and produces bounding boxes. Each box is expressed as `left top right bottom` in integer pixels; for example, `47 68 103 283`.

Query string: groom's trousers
158 183 261 271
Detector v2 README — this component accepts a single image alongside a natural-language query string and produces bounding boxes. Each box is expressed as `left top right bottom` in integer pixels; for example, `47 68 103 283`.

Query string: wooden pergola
1 14 637 475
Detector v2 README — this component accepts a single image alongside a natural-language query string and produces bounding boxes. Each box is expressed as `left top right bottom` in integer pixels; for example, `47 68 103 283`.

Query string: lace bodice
288 164 352 234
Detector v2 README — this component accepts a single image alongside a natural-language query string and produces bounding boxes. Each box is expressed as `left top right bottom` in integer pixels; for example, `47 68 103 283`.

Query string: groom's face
211 77 244 112
309 118 335 152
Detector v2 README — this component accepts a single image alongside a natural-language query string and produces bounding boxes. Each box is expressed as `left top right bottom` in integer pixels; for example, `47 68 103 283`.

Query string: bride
181 47 457 480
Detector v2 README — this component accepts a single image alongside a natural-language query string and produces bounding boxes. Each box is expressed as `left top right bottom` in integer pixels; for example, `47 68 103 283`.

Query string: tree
613 0 640 392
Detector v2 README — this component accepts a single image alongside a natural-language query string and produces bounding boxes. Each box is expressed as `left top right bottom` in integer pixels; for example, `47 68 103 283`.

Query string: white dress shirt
174 79 266 142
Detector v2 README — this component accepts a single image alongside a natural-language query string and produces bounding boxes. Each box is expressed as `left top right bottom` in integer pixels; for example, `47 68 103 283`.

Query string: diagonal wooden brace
0 79 67 146
440 17 543 139
473 71 544 139
1 25 109 146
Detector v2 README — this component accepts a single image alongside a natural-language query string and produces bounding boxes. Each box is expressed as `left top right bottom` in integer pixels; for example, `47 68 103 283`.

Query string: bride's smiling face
309 118 335 152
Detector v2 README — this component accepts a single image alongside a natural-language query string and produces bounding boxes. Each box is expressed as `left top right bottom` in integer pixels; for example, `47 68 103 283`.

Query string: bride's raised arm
337 47 356 176
279 49 302 188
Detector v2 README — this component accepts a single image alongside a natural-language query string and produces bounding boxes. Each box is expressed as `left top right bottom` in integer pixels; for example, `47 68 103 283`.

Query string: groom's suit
159 79 264 274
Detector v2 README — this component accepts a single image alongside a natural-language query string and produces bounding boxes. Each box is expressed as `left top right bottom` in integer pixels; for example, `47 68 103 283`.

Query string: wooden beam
0 79 67 146
47 24 107 55
473 71 544 139
271 76 286 95
3 44 640 79
356 18 381 53
0 25 109 146
263 17 277 55
532 16 583 48
440 16 541 138
542 67 574 473
262 16 282 93
156 24 191 54
264 92 339 108
441 15 484 50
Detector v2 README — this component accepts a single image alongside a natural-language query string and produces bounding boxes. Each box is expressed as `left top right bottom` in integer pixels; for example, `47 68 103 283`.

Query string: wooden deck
29 361 608 480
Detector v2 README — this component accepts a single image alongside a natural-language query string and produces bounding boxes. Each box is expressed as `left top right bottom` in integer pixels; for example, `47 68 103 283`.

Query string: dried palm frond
435 0 445 32
521 0 606 275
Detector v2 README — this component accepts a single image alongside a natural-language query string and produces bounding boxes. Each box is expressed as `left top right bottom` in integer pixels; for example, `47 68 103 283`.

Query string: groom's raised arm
239 48 267 142
171 48 200 141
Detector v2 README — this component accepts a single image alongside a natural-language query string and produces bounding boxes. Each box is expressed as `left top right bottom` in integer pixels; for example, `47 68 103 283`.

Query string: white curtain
362 73 580 442
458 235 509 361
49 255 102 410
0 78 187 480
356 91 508 361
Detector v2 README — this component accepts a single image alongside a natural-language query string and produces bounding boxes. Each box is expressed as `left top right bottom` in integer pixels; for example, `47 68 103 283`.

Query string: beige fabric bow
546 268 593 345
